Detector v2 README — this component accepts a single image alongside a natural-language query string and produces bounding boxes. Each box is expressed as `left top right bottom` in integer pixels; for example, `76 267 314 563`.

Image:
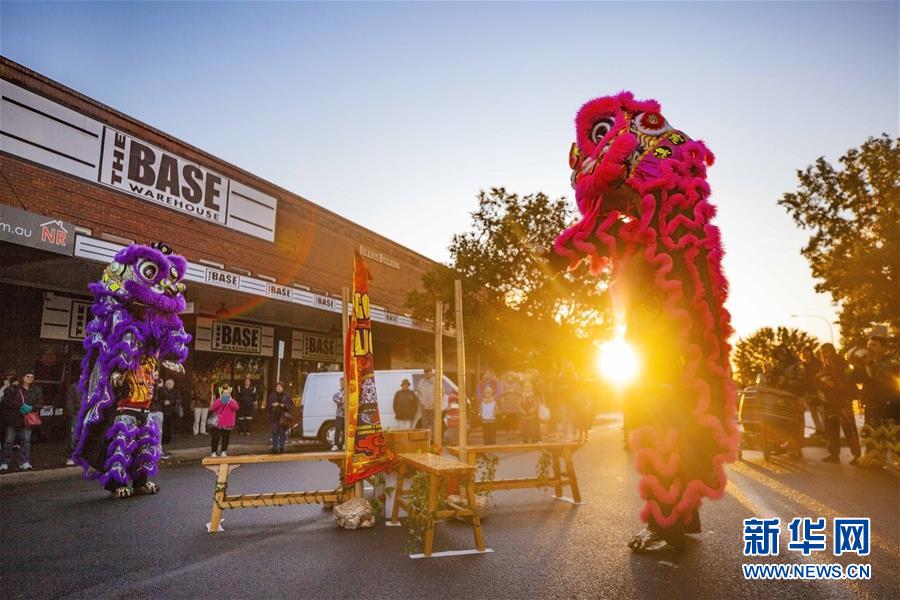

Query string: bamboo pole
342 286 359 498
454 280 467 458
433 301 443 454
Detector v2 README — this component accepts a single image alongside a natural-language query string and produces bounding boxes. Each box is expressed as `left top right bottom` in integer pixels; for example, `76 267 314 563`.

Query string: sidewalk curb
0 441 284 488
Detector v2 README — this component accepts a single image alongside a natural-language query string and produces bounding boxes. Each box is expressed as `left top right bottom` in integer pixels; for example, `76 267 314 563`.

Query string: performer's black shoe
134 481 160 495
628 527 680 553
110 487 133 499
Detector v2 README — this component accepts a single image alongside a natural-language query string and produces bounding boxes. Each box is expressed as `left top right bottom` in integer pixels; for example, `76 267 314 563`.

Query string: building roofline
0 55 442 268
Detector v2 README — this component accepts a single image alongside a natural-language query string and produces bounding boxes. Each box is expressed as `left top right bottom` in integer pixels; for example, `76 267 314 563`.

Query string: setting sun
596 335 640 387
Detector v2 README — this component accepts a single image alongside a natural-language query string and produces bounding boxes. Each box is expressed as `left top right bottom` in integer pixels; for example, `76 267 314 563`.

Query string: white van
301 369 456 444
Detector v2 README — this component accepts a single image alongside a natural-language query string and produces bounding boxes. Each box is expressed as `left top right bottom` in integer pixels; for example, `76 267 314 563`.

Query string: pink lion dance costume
550 92 740 551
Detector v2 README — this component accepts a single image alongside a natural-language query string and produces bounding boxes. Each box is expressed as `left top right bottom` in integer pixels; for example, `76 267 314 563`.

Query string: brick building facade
0 57 447 437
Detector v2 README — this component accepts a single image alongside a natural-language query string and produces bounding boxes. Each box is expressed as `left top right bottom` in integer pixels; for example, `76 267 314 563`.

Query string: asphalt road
1 420 897 599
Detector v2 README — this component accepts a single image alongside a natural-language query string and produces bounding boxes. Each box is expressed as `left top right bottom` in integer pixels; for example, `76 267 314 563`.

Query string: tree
732 326 820 388
778 135 899 348
406 187 612 370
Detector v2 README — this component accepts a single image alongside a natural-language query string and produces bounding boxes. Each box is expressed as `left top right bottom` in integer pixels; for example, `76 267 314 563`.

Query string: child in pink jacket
209 385 238 457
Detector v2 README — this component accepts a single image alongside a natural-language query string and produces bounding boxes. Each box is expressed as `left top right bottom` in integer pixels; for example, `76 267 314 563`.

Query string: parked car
301 369 457 444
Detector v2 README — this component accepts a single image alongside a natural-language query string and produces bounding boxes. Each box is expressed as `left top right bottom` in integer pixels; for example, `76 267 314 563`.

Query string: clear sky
2 1 897 345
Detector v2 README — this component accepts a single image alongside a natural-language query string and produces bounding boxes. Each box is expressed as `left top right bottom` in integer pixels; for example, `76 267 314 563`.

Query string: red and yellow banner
343 251 393 484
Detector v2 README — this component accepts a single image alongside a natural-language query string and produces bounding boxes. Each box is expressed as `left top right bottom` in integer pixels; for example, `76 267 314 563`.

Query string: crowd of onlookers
4 336 892 471
0 361 603 470
0 370 43 471
471 366 595 445
755 334 899 465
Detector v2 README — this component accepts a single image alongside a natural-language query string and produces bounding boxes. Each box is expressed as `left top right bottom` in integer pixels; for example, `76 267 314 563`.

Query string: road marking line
726 475 865 596
731 461 900 558
409 548 493 559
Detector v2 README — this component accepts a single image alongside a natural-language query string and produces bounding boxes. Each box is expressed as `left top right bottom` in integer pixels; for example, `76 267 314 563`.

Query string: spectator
192 374 212 435
209 385 238 457
519 380 541 443
480 385 499 445
161 378 180 446
148 371 166 460
444 392 460 445
476 369 500 414
0 369 16 400
555 362 579 440
817 343 861 465
498 371 523 433
416 368 437 434
859 336 900 427
574 390 594 443
785 347 825 439
0 371 43 471
236 377 258 436
268 382 293 454
393 378 418 430
65 380 80 465
332 378 346 451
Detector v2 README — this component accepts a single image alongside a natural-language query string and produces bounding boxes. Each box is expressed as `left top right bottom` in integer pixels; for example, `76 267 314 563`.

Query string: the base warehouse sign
101 129 227 222
212 322 262 354
0 79 277 241
194 318 275 356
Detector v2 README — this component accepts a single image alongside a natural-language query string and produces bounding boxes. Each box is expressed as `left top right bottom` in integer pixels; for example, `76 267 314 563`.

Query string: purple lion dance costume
72 242 191 498
549 93 740 551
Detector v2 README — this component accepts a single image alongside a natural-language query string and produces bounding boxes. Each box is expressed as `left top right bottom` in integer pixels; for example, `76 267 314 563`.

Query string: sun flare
596 335 639 387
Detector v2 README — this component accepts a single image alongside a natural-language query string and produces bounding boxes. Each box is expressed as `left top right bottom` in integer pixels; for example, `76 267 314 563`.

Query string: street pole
342 286 358 497
790 313 835 346
455 280 467 459
433 301 443 454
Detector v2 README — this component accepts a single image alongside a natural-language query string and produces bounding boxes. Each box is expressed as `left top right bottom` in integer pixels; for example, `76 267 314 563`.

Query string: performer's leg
102 413 138 495
220 429 230 454
130 414 161 494
200 407 209 434
193 407 202 435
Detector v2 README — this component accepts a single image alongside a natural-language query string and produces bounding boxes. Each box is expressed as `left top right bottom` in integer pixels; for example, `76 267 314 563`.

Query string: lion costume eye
138 261 159 281
169 266 180 281
590 118 615 144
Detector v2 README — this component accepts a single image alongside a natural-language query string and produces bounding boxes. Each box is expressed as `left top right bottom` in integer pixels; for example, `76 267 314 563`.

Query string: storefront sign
212 322 262 354
194 317 274 356
204 267 241 289
291 331 341 362
359 245 400 270
266 282 292 300
40 292 91 341
73 234 434 334
0 205 75 256
314 294 338 311
1 79 277 242
100 128 227 223
68 300 93 339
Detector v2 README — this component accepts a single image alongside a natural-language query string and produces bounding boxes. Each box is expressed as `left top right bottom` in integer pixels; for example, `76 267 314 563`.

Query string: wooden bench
447 442 584 503
201 451 345 532
389 452 487 557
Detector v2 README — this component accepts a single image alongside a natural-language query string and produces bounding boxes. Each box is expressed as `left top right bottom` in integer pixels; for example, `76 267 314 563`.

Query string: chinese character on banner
743 518 781 556
788 517 827 556
834 518 871 556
